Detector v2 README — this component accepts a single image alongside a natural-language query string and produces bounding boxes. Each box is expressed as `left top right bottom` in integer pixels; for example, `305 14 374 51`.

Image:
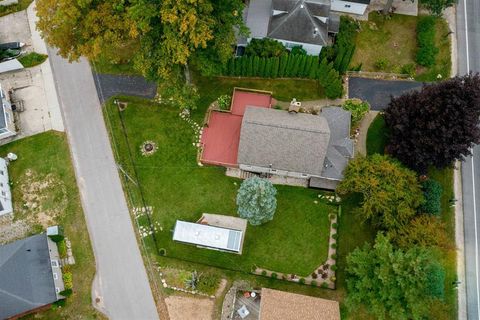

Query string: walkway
47 51 159 319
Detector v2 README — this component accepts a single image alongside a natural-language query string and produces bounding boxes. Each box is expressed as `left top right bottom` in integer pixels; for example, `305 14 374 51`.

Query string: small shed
173 215 247 254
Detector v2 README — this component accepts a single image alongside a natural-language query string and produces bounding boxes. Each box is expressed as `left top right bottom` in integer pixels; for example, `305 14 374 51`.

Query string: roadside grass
104 96 332 277
0 132 102 319
0 0 32 17
350 12 450 82
366 113 388 155
18 52 48 68
193 72 325 103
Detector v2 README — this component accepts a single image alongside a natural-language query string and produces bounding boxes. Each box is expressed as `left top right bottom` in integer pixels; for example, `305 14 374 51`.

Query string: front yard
105 96 333 277
350 12 451 81
0 132 102 319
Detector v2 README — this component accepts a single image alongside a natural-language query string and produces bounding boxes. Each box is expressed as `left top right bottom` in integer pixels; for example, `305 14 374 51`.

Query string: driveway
348 77 424 110
47 50 159 319
93 73 157 104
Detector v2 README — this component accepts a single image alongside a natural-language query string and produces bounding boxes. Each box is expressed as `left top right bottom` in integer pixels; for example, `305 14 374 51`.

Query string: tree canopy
384 74 480 172
346 234 445 320
36 0 246 80
336 154 424 230
236 177 277 226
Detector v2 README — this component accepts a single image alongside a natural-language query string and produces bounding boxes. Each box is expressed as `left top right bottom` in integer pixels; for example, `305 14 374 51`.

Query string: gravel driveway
348 77 424 110
93 73 157 104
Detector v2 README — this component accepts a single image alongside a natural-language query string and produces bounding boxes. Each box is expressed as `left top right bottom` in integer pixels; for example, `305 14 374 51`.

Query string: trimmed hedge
416 16 438 67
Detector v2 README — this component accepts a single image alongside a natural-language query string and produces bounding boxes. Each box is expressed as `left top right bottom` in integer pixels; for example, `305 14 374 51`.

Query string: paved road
348 77 423 110
457 0 480 318
48 49 159 320
93 74 157 104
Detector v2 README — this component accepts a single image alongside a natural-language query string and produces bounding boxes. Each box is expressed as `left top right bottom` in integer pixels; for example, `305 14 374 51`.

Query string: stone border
253 204 340 289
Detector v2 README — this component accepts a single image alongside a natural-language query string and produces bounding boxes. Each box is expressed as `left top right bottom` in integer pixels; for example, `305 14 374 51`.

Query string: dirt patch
17 169 68 227
165 296 214 320
0 215 30 244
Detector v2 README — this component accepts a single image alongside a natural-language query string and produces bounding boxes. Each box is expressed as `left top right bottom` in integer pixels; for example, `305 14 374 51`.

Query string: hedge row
223 56 343 99
333 17 358 74
224 54 320 79
416 16 438 67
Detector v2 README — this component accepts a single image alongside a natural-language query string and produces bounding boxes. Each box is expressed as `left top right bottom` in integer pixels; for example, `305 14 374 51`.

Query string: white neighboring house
0 157 12 217
0 84 16 140
330 0 371 15
240 0 340 56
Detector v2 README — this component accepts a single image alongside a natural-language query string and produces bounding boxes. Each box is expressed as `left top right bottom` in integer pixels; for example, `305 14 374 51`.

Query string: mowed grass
0 132 102 319
351 12 450 82
104 96 332 276
366 113 388 155
18 52 48 68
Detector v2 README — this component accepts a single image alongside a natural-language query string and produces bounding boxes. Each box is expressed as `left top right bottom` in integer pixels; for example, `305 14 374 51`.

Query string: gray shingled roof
268 0 329 46
238 106 353 180
238 107 331 176
245 0 273 38
0 234 58 319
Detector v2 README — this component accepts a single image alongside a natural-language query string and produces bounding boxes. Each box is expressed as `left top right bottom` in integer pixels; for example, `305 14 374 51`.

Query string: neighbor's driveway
92 73 157 104
47 49 159 319
348 77 423 110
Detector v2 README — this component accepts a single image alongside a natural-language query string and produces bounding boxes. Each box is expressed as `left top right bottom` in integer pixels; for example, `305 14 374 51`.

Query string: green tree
247 56 254 77
388 214 452 249
236 177 277 226
253 56 260 76
337 154 424 229
420 179 443 215
245 38 286 57
271 57 280 78
278 54 288 77
346 234 445 320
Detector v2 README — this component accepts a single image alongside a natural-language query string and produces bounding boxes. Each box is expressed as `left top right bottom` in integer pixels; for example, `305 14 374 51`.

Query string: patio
232 290 261 320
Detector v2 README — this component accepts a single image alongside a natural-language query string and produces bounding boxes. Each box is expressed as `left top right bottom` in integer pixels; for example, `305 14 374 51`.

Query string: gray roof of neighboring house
238 107 331 176
268 0 330 46
245 0 273 38
0 95 7 129
0 234 58 319
238 106 353 180
245 0 333 47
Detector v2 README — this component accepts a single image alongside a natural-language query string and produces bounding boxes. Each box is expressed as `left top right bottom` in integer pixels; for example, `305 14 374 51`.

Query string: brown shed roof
259 288 340 320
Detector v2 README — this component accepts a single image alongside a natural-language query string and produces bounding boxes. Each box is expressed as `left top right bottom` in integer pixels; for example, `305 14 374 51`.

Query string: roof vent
314 27 319 35
300 4 304 8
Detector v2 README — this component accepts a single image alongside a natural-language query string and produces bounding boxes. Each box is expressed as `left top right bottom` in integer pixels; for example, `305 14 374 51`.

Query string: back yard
350 12 451 81
105 96 333 277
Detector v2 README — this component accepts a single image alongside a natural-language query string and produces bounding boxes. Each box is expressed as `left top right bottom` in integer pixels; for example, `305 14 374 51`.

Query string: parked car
0 42 25 50
0 48 22 62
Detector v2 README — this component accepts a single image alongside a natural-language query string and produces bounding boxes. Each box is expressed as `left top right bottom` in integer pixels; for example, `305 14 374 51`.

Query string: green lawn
0 132 102 319
0 0 32 17
18 52 48 68
351 12 450 82
193 72 325 103
104 96 332 277
366 113 388 155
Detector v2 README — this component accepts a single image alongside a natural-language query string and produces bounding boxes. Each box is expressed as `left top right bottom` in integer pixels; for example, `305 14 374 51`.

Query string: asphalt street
48 49 159 319
348 77 423 110
457 0 480 318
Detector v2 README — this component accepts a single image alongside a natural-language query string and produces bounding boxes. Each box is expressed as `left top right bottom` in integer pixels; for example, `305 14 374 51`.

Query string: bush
331 264 338 271
299 278 306 284
331 253 337 259
416 16 438 67
18 52 48 68
318 58 343 99
331 243 337 249
374 58 389 71
342 99 370 127
261 270 267 276
53 299 66 308
159 248 167 256
57 240 67 258
217 95 231 110
311 280 317 286
49 234 64 243
321 282 329 288
59 288 73 297
332 233 338 240
63 272 73 290
271 272 278 279
330 276 336 282
312 272 318 279
420 179 442 215
422 0 455 16
332 223 338 229
245 38 286 58
291 46 306 56
197 272 220 295
401 63 416 77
